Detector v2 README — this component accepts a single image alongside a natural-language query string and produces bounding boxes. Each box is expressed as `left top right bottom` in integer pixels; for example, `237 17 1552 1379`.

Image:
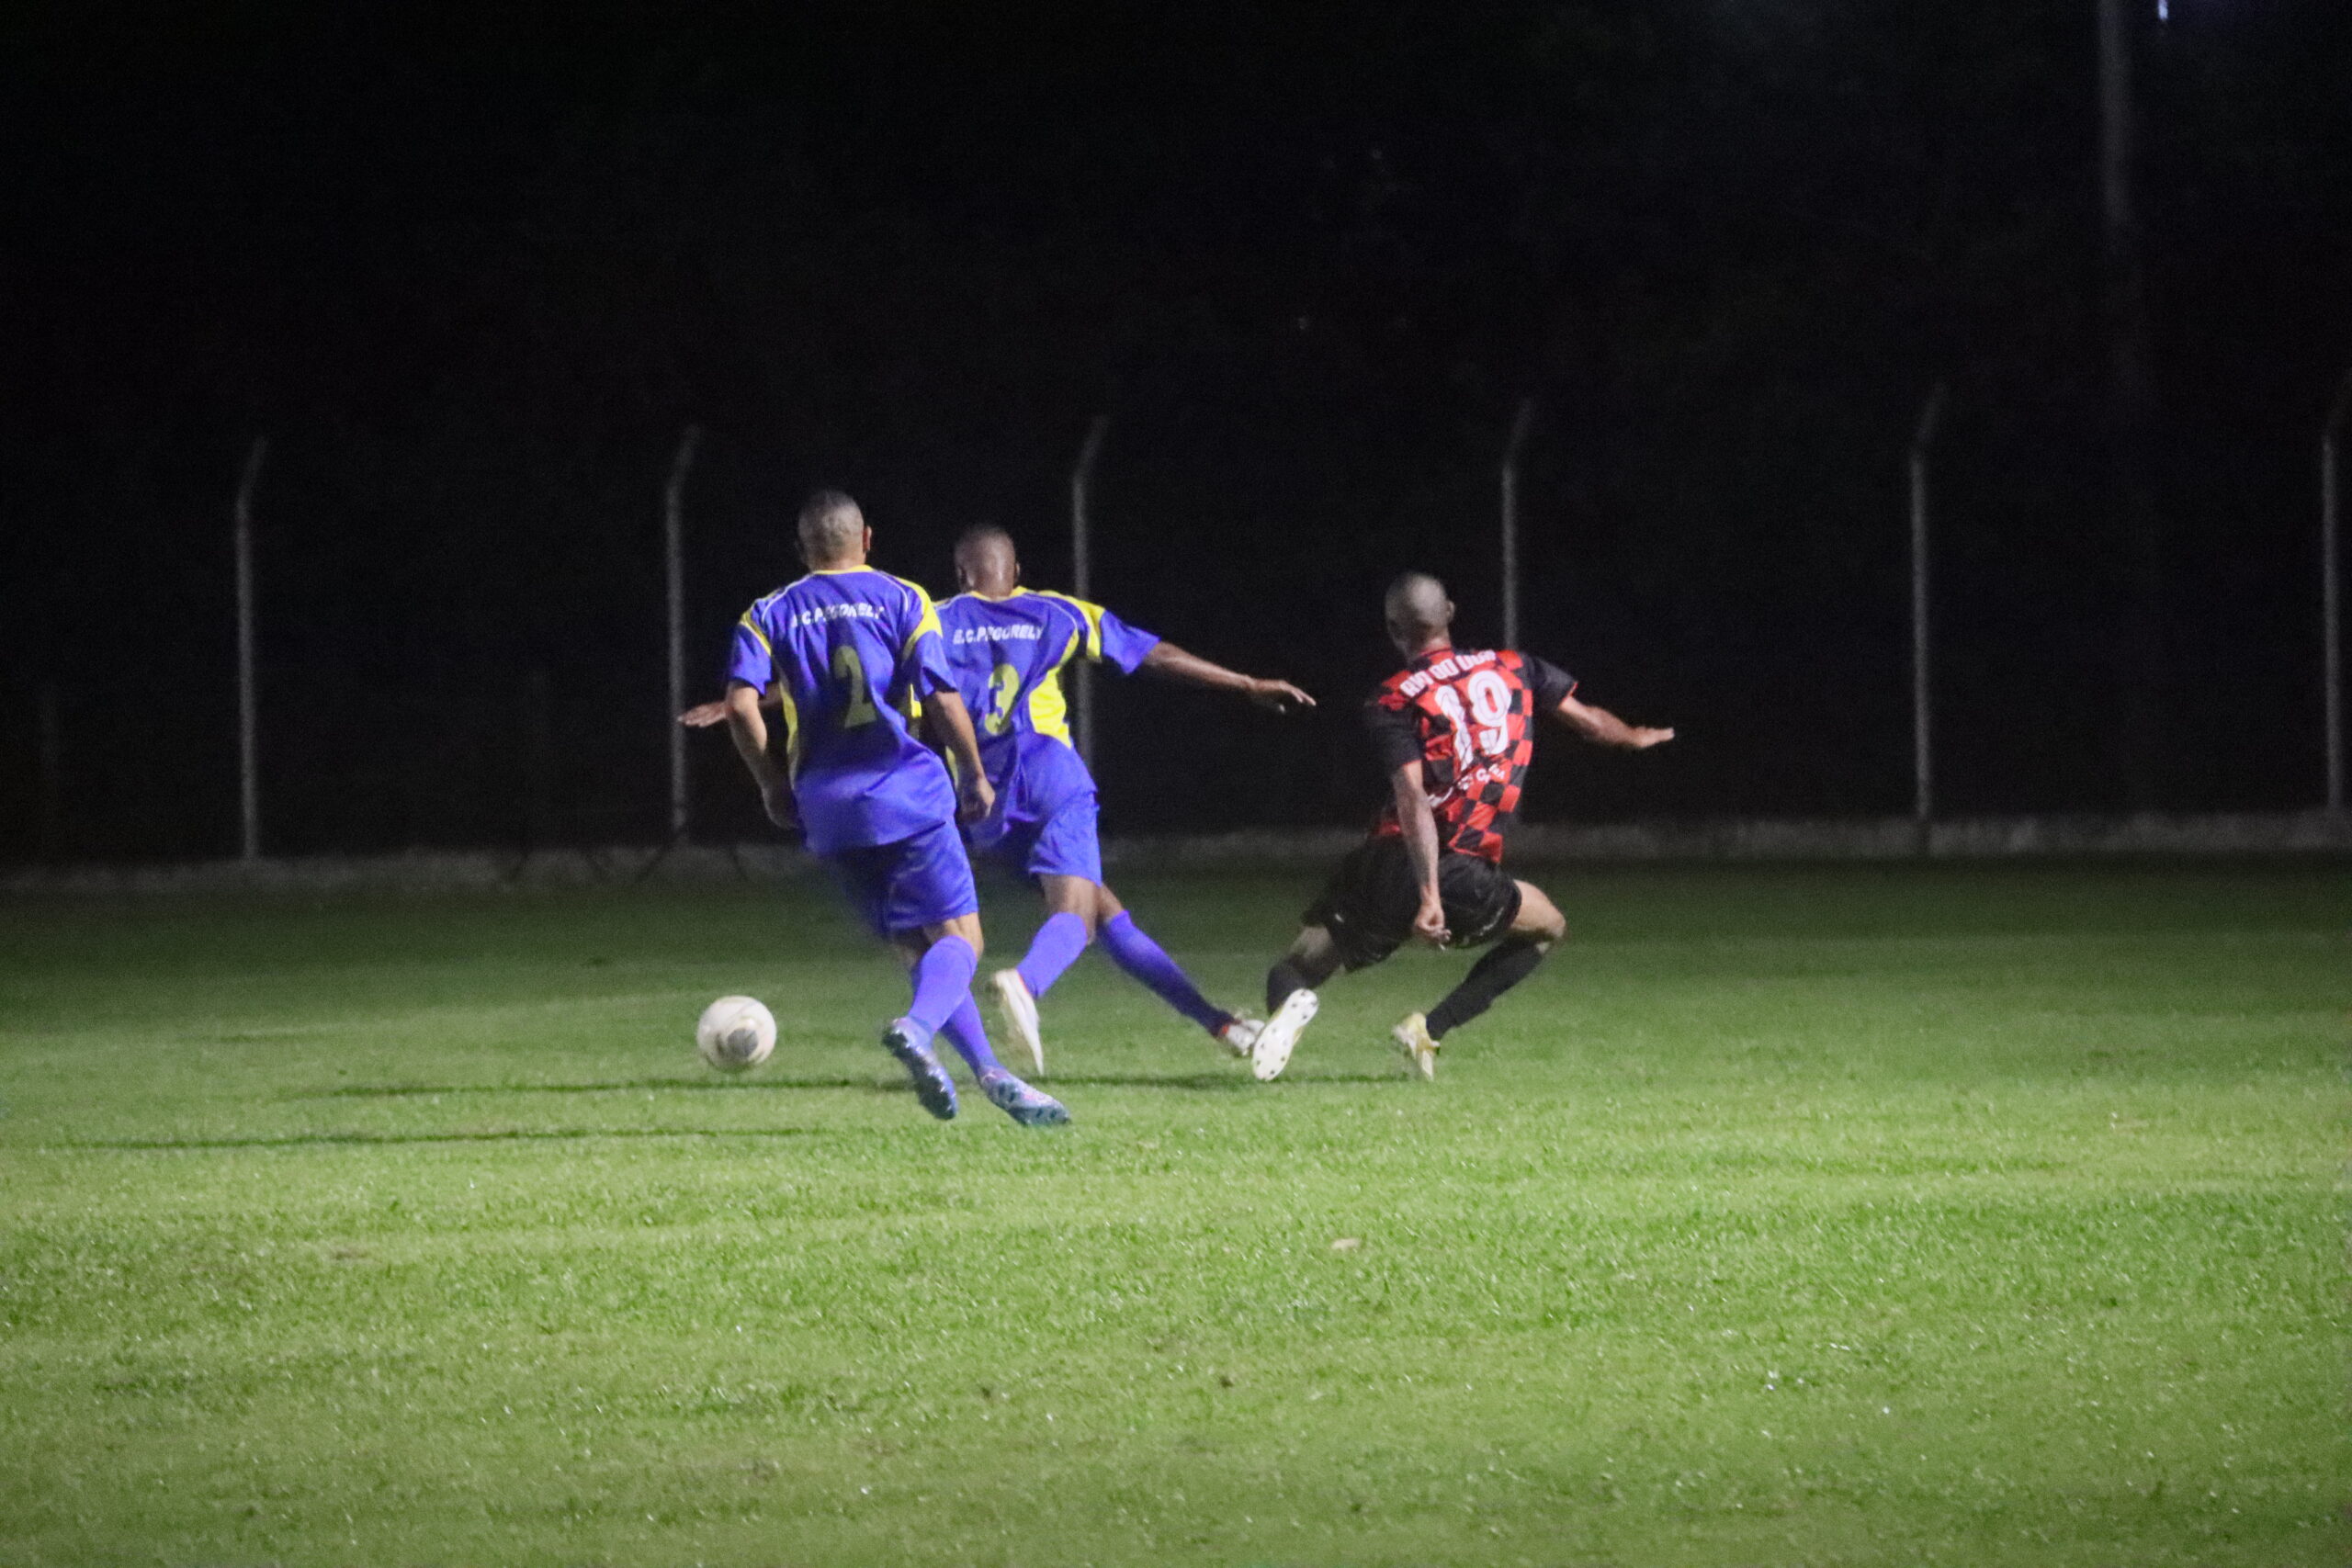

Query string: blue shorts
971 790 1103 886
827 819 979 938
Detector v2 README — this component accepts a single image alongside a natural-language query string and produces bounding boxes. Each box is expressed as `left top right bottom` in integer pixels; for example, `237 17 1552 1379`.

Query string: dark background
4 1 2347 860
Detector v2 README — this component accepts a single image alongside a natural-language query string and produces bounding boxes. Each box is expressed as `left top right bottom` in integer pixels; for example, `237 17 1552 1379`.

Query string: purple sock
1015 911 1091 998
905 934 978 1043
938 995 1007 1081
1101 911 1230 1033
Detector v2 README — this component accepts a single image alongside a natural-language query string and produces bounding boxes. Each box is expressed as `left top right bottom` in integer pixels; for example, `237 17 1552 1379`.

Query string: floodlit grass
0 860 2342 1566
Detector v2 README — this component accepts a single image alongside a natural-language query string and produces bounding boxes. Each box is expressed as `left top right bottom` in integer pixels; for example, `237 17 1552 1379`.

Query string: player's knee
1517 892 1566 944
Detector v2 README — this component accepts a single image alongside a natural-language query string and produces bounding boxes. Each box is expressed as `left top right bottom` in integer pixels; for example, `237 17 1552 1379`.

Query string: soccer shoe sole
990 968 1047 1076
882 1021 958 1121
982 1074 1071 1128
1250 989 1319 1082
1390 1012 1440 1081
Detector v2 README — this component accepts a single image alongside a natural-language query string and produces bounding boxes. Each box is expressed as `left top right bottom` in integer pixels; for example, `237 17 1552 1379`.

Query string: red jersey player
1248 571 1674 1082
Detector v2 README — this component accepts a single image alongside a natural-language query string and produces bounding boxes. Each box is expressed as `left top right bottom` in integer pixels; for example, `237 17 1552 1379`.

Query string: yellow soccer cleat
1390 1012 1440 1081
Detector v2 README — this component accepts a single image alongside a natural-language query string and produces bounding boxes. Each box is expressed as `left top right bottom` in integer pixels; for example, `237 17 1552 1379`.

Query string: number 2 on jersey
831 644 880 728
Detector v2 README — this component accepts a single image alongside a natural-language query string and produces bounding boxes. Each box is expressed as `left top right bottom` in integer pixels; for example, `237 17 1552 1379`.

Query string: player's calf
1098 908 1240 1041
1265 925 1342 1014
1252 928 1340 1081
1416 881 1566 1051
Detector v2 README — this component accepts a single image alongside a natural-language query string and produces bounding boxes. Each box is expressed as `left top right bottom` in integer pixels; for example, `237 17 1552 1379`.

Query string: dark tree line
2 1 2346 858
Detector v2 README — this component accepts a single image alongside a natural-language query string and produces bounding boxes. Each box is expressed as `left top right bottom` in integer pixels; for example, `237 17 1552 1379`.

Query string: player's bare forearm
725 682 797 828
1139 642 1315 713
1554 692 1674 750
920 689 986 780
681 690 776 728
921 689 997 822
723 683 780 785
1390 761 1449 945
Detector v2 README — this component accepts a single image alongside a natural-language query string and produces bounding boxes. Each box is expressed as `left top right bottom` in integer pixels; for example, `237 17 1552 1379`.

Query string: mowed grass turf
0 860 2341 1566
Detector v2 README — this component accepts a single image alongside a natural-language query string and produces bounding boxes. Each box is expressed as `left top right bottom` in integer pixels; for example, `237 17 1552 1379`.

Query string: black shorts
1303 838 1523 971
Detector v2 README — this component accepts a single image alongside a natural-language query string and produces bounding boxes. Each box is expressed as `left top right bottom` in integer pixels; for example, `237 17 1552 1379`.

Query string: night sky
5 1 2348 859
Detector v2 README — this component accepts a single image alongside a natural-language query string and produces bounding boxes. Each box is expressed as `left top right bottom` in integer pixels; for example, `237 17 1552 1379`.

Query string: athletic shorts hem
828 819 979 938
972 790 1103 886
1302 838 1522 971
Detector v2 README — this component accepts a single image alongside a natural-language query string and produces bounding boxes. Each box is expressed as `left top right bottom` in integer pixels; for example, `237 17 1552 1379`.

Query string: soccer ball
695 996 775 1073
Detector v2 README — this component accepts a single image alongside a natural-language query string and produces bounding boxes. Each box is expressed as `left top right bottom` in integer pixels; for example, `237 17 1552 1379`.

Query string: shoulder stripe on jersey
885 573 945 655
737 612 773 654
1032 590 1107 660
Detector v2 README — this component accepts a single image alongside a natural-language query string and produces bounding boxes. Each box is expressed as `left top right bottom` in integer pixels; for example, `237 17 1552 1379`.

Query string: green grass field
0 860 2343 1566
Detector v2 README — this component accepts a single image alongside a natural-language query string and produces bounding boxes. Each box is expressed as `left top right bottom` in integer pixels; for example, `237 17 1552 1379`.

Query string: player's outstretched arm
920 690 997 825
1137 642 1315 713
1551 692 1674 750
724 681 797 828
1388 761 1450 947
681 690 780 728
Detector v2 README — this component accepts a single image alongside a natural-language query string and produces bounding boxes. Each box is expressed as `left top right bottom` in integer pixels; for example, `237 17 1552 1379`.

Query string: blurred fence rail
5 812 2344 897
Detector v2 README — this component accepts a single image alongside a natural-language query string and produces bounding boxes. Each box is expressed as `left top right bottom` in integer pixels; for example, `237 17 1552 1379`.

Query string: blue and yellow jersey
726 569 959 855
937 589 1159 821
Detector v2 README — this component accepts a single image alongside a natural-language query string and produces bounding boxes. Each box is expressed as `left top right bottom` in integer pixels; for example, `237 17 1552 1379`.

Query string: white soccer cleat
990 968 1046 1076
1390 1011 1440 1081
1250 989 1319 1081
1212 1013 1264 1059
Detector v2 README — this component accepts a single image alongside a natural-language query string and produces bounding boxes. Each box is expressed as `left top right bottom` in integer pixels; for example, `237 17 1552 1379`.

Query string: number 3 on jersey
831 644 880 728
982 661 1021 736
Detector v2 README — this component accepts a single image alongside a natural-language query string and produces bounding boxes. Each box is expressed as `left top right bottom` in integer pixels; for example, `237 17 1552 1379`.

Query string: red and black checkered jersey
1363 647 1577 863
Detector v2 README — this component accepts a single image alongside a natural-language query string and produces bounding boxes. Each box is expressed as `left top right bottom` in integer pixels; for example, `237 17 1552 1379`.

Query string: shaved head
954 524 1020 595
797 490 866 565
1384 571 1453 644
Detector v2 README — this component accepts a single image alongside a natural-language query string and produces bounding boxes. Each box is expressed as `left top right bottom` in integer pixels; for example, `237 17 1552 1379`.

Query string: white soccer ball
695 996 775 1073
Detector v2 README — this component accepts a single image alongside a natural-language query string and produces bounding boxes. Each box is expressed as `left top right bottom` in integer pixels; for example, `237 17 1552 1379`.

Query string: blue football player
721 491 1068 1127
939 525 1314 1073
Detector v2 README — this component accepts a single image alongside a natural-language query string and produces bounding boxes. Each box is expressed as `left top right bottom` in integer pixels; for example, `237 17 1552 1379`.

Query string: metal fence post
1910 383 1948 852
36 679 62 861
233 435 268 861
2323 372 2351 814
664 424 701 841
1500 399 1536 650
1070 415 1109 770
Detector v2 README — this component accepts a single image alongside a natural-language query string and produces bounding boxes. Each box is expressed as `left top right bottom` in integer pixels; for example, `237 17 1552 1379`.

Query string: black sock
1267 961 1313 1014
1425 937 1547 1040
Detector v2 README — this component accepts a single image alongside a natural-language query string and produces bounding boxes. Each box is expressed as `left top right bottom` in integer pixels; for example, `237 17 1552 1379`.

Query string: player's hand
957 775 997 826
1247 677 1317 714
678 701 729 728
760 779 798 829
1625 726 1675 750
1411 892 1449 948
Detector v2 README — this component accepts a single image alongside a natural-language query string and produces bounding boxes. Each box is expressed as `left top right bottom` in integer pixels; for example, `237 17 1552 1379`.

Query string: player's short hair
797 490 865 558
1385 571 1453 636
955 523 1015 556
